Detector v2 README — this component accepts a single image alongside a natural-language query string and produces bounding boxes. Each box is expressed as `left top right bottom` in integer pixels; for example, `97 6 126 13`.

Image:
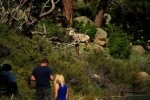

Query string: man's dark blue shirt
32 66 53 89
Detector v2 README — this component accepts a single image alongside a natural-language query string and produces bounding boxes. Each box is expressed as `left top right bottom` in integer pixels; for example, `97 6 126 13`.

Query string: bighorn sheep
69 29 90 55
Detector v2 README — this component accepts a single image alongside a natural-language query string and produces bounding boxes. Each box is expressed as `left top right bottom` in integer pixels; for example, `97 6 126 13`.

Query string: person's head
40 59 49 67
54 74 65 86
2 64 12 71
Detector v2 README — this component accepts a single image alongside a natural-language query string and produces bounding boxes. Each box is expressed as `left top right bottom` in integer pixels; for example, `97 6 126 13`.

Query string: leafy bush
8 35 53 67
0 33 92 99
86 49 150 94
133 39 146 46
108 25 131 59
49 48 91 93
0 23 10 38
86 50 145 95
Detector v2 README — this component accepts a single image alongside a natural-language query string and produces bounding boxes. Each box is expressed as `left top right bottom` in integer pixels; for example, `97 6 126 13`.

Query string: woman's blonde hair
54 74 65 86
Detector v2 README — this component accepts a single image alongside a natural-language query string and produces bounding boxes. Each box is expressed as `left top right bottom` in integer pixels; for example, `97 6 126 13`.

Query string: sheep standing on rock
69 29 90 55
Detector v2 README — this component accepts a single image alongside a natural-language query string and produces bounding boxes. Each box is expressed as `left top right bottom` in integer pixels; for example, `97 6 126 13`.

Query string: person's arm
66 88 68 100
49 68 54 81
50 74 54 81
31 67 36 81
54 83 59 100
30 75 35 81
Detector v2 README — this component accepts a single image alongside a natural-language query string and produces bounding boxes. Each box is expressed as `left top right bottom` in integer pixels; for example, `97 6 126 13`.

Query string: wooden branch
54 0 60 4
1 12 9 23
43 23 46 33
40 0 50 14
7 0 11 8
14 21 26 31
38 0 56 18
10 6 20 21
0 0 2 7
31 31 47 35
10 10 26 21
20 0 29 7
27 0 58 26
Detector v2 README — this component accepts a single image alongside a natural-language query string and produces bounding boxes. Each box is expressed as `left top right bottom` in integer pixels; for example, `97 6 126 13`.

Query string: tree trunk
94 0 108 27
62 0 73 26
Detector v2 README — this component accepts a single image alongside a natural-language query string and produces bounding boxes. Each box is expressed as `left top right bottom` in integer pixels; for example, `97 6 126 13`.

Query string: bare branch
14 21 26 31
40 0 50 14
1 11 9 23
43 23 46 33
31 23 47 35
0 5 10 23
31 31 46 35
55 0 60 4
0 0 2 7
38 0 55 18
10 10 26 21
7 0 11 8
20 0 29 7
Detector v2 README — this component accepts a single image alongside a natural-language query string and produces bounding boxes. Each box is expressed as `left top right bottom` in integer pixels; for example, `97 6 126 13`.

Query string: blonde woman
54 74 68 100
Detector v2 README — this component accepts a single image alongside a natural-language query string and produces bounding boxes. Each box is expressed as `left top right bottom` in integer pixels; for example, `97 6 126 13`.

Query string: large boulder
73 16 94 25
93 45 104 52
94 39 106 46
132 45 145 54
95 28 107 39
94 28 107 46
136 71 150 81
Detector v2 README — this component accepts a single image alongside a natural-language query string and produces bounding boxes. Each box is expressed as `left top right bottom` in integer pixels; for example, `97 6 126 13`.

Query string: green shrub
134 39 146 46
0 23 10 38
130 53 150 73
108 26 131 59
9 35 53 67
1 33 91 98
50 49 91 93
86 50 143 94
